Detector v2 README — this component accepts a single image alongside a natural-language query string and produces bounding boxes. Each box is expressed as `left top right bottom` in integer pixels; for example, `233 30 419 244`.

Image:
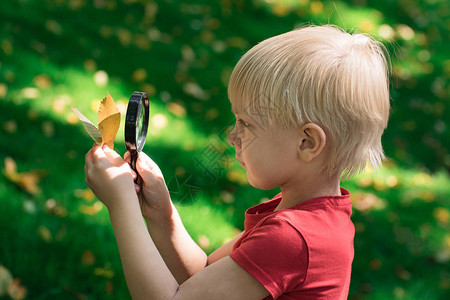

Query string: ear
297 123 327 162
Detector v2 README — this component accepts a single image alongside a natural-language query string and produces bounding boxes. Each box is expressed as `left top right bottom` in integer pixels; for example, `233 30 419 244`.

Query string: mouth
236 156 246 168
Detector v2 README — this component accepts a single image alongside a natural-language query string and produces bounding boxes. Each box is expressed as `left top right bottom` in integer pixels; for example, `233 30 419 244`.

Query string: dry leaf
2 157 46 195
70 107 103 145
7 279 27 300
94 267 114 278
81 250 96 266
79 201 103 215
70 91 120 148
0 265 13 296
37 225 53 242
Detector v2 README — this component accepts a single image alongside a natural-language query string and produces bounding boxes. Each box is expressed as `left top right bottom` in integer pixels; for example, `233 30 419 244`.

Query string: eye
238 119 250 127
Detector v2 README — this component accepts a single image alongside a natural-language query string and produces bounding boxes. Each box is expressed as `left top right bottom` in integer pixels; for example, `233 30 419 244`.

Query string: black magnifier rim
125 92 149 153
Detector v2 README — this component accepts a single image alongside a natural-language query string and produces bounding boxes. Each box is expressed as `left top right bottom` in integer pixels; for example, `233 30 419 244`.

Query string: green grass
1 0 449 299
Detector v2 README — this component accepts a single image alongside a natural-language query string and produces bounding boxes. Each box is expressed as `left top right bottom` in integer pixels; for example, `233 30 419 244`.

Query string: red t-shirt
230 188 354 299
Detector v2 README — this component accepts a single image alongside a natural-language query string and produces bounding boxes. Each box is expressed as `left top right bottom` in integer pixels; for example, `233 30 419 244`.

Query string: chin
248 175 278 190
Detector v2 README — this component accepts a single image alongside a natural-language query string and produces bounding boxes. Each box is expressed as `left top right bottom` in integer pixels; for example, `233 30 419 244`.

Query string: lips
236 156 246 168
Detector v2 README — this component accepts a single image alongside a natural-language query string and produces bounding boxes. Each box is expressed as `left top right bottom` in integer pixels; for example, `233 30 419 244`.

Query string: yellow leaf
69 91 121 148
98 91 119 124
98 113 120 149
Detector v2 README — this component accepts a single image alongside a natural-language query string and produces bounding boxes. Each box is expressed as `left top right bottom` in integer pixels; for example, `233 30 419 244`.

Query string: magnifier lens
136 104 143 145
125 92 150 183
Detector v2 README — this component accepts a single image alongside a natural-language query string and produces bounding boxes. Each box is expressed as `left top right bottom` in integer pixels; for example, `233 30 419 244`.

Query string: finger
136 153 164 181
91 145 110 167
103 145 124 166
85 149 93 166
130 168 138 181
124 151 131 163
137 151 159 171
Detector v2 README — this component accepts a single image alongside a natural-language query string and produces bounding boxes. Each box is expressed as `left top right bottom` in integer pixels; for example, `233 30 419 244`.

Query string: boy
85 25 390 299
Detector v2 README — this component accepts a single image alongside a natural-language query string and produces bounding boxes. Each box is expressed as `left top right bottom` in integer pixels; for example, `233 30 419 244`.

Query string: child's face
228 110 301 190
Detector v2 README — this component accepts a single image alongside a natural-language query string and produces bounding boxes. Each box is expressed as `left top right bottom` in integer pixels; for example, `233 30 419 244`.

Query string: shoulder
240 214 308 248
230 216 309 298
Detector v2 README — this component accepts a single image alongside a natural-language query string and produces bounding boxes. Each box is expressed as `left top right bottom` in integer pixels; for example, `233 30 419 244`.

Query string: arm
134 152 243 281
207 232 243 265
144 204 208 283
85 145 269 300
133 152 208 283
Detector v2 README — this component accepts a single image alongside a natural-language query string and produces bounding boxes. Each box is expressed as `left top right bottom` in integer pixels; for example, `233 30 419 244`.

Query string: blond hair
228 25 390 179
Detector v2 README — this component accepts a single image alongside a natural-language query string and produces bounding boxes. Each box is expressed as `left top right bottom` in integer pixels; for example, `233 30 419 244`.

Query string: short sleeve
230 217 308 299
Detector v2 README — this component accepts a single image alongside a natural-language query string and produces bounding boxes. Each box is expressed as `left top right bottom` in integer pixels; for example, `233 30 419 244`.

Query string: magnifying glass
125 91 149 183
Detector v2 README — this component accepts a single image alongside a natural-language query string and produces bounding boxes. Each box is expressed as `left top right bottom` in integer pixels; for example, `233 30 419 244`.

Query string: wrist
107 191 140 215
144 203 177 232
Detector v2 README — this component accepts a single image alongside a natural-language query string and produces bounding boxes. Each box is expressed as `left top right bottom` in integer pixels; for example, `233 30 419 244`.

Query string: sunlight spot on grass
351 192 386 213
151 113 168 129
310 1 323 15
378 24 395 41
93 70 109 87
21 87 39 99
90 99 102 112
397 24 415 40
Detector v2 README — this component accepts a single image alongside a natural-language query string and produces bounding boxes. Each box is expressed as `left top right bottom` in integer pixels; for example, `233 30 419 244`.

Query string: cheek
243 142 299 189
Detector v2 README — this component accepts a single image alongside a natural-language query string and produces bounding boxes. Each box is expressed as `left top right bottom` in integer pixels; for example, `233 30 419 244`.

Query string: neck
275 172 341 211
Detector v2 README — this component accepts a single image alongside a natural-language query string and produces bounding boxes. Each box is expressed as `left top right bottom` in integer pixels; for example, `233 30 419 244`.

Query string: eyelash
237 119 250 127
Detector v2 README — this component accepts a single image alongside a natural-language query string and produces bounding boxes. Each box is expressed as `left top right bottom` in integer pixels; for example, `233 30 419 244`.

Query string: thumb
136 152 164 181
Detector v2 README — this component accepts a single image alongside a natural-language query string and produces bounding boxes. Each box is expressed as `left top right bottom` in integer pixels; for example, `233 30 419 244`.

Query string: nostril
228 126 237 147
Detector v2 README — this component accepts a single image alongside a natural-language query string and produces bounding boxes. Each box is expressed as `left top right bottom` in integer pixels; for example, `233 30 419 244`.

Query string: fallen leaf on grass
79 201 103 215
7 279 27 300
0 265 27 300
2 157 47 195
94 266 114 278
37 225 53 242
81 250 95 266
70 91 120 149
0 265 13 296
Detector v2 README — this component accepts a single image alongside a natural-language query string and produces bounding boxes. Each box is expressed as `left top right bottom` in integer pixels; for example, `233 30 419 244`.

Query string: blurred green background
0 0 449 299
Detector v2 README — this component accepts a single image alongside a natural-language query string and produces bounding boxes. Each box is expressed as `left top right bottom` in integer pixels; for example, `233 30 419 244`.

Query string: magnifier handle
129 151 140 184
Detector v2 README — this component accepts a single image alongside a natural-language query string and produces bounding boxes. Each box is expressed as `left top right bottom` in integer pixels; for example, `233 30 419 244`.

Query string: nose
228 125 240 149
